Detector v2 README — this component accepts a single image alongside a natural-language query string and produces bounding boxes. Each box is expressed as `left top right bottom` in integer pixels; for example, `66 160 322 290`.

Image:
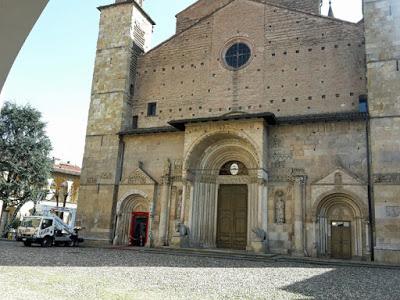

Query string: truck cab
17 214 82 247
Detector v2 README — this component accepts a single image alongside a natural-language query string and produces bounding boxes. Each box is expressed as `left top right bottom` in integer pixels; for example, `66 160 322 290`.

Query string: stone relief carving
173 160 183 175
122 165 156 185
100 172 112 180
163 159 171 176
275 191 286 224
374 173 400 184
162 159 172 185
334 172 343 188
386 206 400 218
87 177 97 184
271 152 292 168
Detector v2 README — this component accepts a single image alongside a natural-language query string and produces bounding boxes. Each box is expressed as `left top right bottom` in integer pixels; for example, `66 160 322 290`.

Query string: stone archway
183 132 267 251
314 192 368 259
113 193 149 246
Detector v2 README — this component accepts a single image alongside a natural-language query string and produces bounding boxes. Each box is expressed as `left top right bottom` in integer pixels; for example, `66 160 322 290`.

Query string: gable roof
312 167 366 185
147 0 361 55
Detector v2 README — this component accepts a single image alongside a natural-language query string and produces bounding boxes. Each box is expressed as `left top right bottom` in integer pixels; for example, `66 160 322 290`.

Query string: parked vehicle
16 212 83 247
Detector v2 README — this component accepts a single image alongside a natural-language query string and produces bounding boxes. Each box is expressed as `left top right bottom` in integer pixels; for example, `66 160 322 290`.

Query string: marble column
158 170 171 246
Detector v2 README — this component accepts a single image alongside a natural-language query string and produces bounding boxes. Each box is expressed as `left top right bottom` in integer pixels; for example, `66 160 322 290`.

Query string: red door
129 212 149 247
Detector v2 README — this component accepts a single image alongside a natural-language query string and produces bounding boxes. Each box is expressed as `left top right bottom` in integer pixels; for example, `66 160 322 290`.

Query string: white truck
16 212 83 247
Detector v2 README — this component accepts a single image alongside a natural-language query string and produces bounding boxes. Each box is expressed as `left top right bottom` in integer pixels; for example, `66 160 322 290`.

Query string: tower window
132 116 138 129
147 102 157 116
359 95 368 113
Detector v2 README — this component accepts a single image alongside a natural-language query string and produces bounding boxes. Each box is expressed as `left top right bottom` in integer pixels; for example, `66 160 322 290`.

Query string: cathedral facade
77 0 400 263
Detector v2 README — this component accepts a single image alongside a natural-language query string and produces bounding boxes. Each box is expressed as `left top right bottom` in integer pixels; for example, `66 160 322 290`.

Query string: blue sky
0 0 362 166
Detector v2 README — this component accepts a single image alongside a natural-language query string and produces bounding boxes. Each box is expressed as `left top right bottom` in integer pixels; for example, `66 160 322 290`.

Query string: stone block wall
364 0 400 263
133 0 366 128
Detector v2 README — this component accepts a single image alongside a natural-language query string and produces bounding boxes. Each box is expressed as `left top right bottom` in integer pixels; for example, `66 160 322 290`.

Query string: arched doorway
113 193 150 246
183 132 267 251
217 162 249 250
314 193 368 259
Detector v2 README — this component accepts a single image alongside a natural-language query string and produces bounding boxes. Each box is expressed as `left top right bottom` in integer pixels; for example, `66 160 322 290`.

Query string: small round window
224 42 251 70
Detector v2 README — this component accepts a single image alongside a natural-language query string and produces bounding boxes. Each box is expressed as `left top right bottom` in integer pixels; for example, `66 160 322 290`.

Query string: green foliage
0 102 52 210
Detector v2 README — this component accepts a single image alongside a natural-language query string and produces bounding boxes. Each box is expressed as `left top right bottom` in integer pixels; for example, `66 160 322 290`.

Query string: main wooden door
217 185 248 250
331 221 352 259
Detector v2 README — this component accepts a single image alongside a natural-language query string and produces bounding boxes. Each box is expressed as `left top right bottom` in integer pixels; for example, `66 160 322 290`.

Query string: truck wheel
41 236 53 247
23 241 32 247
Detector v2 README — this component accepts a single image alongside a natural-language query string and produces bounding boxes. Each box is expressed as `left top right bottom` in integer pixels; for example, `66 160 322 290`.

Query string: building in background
0 0 48 93
4 160 81 228
78 0 400 264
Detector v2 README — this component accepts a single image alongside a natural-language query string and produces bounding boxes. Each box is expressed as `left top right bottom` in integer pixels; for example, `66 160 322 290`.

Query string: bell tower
364 0 400 264
78 0 154 243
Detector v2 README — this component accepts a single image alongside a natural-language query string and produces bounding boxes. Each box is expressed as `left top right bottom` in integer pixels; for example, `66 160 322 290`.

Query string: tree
0 102 52 235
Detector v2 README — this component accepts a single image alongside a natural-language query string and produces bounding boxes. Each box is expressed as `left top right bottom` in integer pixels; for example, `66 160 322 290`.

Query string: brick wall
132 0 366 129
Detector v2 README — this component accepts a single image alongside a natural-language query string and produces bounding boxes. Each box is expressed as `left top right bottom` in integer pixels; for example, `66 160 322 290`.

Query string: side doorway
331 221 352 259
130 212 149 247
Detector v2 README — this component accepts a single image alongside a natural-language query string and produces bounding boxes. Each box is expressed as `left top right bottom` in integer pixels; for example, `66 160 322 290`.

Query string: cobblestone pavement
0 241 399 300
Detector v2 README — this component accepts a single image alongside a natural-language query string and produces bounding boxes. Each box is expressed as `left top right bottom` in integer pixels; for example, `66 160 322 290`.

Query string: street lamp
60 181 69 219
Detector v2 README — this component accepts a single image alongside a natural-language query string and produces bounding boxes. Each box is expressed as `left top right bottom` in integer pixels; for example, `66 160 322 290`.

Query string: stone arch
182 131 264 250
113 191 150 246
313 191 369 259
312 190 368 220
183 131 260 173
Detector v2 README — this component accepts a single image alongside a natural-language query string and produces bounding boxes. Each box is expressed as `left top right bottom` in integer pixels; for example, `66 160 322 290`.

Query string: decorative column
293 176 306 256
158 159 171 246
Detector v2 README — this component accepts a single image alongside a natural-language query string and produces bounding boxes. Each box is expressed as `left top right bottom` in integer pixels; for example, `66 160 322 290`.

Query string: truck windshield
21 218 41 228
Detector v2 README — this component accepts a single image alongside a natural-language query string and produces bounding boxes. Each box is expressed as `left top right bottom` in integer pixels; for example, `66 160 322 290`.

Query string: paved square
0 241 399 299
